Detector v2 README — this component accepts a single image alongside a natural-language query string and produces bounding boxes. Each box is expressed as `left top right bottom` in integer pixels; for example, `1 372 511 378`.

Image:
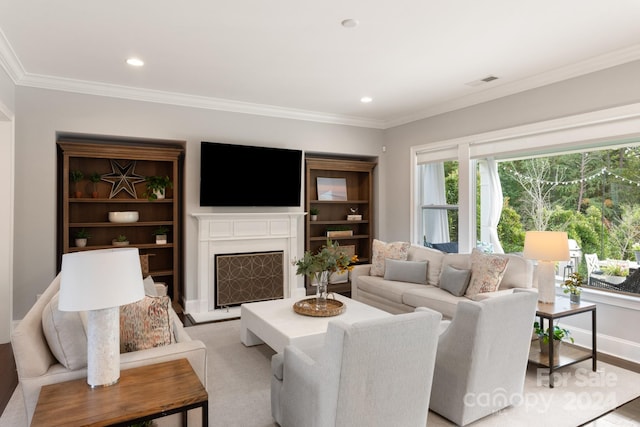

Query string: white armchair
428 290 538 426
270 309 442 427
11 273 207 426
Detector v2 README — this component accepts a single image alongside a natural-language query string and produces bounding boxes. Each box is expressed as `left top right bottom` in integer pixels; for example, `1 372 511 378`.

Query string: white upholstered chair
270 309 443 427
428 290 538 426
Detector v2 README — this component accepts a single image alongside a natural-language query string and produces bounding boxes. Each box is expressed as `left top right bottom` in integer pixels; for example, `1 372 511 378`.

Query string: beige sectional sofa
350 243 536 318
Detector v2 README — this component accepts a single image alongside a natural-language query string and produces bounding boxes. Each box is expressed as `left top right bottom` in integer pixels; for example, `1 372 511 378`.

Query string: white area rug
2 319 639 426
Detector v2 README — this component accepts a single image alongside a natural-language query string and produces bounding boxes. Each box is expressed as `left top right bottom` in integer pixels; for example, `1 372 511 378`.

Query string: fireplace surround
190 212 306 321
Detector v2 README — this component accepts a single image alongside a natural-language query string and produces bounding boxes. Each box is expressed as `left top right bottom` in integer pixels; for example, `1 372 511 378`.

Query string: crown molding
384 44 640 129
0 27 24 83
18 73 387 129
1 25 639 131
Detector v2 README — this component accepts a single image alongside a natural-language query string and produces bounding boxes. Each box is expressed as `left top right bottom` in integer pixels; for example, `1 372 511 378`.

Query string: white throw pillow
42 292 88 370
370 239 411 277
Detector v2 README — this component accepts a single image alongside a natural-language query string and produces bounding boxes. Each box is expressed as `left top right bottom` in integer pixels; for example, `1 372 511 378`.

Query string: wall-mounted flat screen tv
200 141 303 207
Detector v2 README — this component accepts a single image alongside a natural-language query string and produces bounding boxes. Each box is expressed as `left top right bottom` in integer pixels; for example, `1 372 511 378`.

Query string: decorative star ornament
101 160 146 199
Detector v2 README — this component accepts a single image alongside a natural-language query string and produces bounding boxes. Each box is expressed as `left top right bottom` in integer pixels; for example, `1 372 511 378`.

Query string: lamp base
87 307 121 387
537 260 557 303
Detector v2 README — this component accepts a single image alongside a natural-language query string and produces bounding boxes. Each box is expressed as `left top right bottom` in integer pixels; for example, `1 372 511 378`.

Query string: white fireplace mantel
188 212 307 321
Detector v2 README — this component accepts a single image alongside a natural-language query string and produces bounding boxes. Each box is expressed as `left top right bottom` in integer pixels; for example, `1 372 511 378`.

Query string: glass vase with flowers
293 239 358 310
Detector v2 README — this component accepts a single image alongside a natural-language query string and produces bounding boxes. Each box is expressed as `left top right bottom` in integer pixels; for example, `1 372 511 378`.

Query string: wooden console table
528 297 597 388
32 358 208 426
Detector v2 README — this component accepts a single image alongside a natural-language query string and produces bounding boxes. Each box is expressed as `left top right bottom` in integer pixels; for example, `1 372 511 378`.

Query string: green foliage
143 176 173 200
309 207 320 215
89 172 101 183
70 170 83 183
497 198 525 253
562 272 583 295
533 322 574 345
115 234 128 242
74 228 91 239
294 239 357 278
152 226 169 236
601 263 629 277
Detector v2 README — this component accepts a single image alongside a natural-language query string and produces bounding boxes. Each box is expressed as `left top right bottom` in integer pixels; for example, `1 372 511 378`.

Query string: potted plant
89 172 101 198
534 321 574 363
70 170 84 197
601 262 629 285
309 207 319 221
562 271 583 304
143 176 173 200
294 239 358 309
112 234 129 246
74 228 91 248
152 226 169 244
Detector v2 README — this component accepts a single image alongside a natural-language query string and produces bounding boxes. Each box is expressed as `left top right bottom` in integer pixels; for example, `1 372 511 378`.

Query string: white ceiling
1 0 640 129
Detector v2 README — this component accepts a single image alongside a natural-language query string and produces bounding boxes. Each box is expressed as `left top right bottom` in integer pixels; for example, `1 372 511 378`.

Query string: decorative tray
293 297 345 317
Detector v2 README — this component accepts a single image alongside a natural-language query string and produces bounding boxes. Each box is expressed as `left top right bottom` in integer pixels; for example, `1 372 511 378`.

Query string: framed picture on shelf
317 177 347 201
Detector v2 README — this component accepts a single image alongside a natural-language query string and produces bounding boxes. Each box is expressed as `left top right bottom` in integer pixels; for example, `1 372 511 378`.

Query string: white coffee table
240 293 392 353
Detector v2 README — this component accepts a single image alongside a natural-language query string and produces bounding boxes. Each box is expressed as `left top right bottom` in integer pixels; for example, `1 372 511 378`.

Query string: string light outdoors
500 165 640 187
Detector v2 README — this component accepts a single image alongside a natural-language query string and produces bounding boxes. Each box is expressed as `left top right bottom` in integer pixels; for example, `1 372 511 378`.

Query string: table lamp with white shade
523 231 570 303
59 247 145 387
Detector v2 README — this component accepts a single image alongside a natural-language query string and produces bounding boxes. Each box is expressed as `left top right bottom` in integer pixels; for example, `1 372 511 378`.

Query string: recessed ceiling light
360 96 373 103
341 19 359 28
126 58 144 67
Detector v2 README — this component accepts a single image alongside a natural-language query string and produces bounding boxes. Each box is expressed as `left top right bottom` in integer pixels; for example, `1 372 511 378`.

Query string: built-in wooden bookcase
57 138 185 307
305 156 377 295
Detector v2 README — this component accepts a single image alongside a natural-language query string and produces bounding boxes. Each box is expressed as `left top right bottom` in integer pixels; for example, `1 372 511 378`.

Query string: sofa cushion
384 259 428 285
41 292 88 370
402 287 461 319
439 265 472 297
357 275 425 304
143 275 159 296
407 245 446 286
370 239 410 277
466 249 509 297
120 295 175 353
498 254 534 290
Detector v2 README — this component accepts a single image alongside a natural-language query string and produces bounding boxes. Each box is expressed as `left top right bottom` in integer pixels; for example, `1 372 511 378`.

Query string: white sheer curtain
422 163 450 244
486 158 504 253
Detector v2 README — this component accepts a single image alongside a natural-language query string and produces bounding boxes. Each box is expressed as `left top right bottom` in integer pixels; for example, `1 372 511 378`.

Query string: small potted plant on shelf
112 234 129 246
70 170 84 198
89 172 101 198
143 176 173 200
309 207 319 221
534 321 574 363
74 228 91 248
152 226 169 244
562 271 583 304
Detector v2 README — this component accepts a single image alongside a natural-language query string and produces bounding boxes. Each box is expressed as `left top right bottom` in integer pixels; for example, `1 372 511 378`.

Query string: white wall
12 87 384 318
0 66 14 343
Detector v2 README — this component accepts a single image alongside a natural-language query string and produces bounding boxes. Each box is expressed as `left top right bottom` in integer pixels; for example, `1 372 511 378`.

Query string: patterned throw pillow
370 239 411 277
465 248 509 297
120 296 175 353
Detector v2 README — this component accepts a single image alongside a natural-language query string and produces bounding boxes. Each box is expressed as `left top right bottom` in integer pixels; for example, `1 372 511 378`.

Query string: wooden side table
528 297 597 388
31 358 208 426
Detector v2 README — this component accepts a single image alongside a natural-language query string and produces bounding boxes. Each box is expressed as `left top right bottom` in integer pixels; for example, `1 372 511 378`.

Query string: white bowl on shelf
108 211 139 223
